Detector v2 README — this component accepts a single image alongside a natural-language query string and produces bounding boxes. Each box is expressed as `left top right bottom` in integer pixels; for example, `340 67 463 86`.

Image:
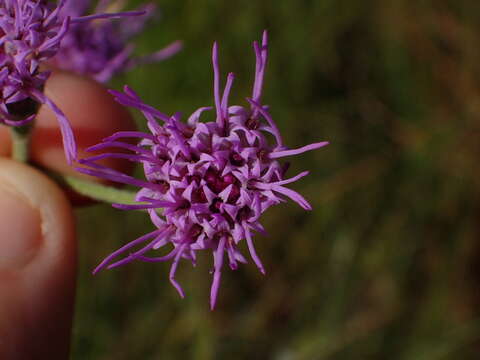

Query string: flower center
237 206 252 221
4 41 17 56
6 97 39 121
152 179 170 194
229 152 244 167
246 117 260 130
209 198 223 213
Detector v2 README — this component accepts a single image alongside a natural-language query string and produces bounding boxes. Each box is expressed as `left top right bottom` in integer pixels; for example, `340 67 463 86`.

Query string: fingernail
0 184 42 269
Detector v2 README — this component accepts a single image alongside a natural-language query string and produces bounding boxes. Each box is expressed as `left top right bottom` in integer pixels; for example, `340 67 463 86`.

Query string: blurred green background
73 0 480 359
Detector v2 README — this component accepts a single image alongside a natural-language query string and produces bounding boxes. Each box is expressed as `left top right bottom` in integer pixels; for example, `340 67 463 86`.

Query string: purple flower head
0 0 146 163
50 0 182 83
78 31 328 309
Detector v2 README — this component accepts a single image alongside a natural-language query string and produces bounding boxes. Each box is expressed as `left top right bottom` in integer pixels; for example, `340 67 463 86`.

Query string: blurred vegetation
72 0 480 359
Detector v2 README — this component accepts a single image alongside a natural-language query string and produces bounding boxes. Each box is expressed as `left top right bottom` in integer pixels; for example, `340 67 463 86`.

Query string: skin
0 71 136 359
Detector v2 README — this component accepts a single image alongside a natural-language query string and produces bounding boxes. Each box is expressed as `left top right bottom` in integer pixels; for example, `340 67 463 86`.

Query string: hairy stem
61 175 138 204
10 126 32 163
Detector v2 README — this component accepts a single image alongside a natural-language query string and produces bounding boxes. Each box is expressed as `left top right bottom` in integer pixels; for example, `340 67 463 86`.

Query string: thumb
0 158 76 359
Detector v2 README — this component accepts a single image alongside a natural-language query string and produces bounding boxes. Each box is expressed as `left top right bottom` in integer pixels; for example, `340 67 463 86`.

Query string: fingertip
0 158 76 359
0 157 76 281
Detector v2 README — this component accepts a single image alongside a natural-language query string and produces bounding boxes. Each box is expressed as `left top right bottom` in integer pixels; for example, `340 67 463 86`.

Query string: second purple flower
51 0 182 83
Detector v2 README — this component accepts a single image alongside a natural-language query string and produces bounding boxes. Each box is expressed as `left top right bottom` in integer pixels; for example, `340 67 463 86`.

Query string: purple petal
31 89 77 164
71 11 147 24
135 40 183 65
169 245 187 298
247 98 283 146
93 229 165 274
210 237 226 310
221 72 235 120
270 142 329 159
245 226 266 274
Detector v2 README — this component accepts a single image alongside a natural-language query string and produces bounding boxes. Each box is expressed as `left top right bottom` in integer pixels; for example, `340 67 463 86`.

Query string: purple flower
0 0 145 163
78 31 328 309
50 0 182 83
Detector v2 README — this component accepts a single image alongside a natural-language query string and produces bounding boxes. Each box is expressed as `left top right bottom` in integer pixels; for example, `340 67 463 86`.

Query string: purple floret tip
79 32 327 307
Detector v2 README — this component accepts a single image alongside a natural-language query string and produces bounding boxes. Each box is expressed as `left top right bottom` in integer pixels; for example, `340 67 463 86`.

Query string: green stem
61 176 138 204
11 126 31 163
